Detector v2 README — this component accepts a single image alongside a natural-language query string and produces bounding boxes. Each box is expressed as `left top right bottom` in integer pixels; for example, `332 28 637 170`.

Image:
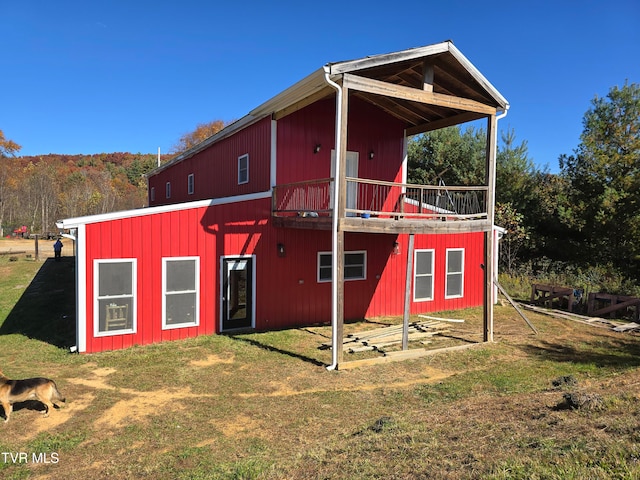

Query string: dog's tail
52 381 66 403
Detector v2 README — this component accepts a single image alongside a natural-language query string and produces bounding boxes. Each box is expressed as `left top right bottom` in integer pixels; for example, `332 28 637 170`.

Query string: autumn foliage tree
170 120 226 155
0 130 21 158
0 130 22 236
0 152 168 236
0 119 228 237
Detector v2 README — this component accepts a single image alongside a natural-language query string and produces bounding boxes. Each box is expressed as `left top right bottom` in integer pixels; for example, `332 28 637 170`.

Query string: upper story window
445 248 465 298
187 174 195 195
166 182 171 199
150 187 155 202
238 154 249 185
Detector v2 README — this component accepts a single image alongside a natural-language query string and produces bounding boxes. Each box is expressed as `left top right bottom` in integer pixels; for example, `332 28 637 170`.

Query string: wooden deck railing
272 177 488 220
272 178 333 216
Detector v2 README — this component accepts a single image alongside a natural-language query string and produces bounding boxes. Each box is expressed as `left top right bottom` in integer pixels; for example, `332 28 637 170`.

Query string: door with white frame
220 256 254 331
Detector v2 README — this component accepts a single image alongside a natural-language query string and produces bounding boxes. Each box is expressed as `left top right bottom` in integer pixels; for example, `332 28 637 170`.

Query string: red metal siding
148 117 272 206
84 207 217 353
82 201 485 352
276 96 405 186
257 230 485 326
365 232 485 317
151 95 404 207
346 98 406 184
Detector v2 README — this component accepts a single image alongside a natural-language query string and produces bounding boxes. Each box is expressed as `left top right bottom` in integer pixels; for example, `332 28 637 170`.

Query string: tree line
0 150 167 237
0 120 226 238
408 81 640 289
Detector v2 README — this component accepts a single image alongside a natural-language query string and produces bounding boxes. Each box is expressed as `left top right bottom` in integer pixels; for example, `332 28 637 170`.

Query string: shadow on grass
517 337 640 368
0 257 76 349
0 400 52 421
227 334 327 367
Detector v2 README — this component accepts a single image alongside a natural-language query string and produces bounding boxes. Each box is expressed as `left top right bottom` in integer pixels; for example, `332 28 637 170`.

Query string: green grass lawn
1 254 640 479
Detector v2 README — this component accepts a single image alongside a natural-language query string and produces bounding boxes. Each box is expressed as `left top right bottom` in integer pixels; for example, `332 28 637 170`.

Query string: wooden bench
531 284 576 312
587 293 640 321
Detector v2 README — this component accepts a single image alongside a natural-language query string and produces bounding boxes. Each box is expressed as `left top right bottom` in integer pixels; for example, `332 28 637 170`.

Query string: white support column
76 224 87 353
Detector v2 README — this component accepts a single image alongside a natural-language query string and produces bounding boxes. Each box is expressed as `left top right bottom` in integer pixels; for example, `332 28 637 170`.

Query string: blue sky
3 1 639 172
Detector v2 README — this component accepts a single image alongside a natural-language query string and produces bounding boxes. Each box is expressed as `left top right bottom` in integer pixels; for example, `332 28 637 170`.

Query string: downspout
497 104 510 121
491 103 509 226
323 66 342 371
491 104 509 225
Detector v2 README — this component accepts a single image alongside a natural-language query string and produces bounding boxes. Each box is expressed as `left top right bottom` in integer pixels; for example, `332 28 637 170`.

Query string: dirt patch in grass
189 353 235 367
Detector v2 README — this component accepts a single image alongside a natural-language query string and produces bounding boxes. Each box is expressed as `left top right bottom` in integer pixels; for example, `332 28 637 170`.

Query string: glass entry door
221 258 253 331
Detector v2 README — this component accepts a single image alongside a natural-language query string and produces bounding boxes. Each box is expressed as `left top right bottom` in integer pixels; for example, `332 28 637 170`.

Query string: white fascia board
328 41 451 75
249 68 328 118
57 190 272 229
330 41 509 113
447 43 509 111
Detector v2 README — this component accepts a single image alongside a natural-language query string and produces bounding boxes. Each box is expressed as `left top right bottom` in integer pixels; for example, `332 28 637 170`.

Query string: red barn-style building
58 41 509 367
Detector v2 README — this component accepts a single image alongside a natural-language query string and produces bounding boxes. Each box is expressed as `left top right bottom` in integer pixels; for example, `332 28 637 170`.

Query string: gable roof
152 40 508 174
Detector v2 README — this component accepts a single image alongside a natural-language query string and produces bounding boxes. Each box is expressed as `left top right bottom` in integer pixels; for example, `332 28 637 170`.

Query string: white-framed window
317 251 366 283
162 257 200 329
94 259 136 336
166 182 171 199
238 154 249 184
187 173 195 195
150 186 155 202
445 248 465 298
414 249 435 301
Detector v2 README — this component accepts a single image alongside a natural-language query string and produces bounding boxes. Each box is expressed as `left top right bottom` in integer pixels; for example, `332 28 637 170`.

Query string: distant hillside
1 152 172 237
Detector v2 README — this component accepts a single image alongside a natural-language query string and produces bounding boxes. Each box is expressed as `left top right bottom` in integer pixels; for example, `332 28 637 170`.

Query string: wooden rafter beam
353 92 430 125
406 112 486 136
422 61 434 92
342 73 497 115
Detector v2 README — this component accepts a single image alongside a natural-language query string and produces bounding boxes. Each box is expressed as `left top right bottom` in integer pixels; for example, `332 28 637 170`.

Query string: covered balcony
272 177 491 234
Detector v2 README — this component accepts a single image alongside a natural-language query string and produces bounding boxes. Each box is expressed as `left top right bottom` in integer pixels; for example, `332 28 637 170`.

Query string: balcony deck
272 178 492 234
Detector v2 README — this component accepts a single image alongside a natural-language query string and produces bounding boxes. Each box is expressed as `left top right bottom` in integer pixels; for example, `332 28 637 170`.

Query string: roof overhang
149 40 509 175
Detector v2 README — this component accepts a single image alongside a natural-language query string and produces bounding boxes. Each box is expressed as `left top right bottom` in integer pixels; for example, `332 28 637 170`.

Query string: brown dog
0 371 66 423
